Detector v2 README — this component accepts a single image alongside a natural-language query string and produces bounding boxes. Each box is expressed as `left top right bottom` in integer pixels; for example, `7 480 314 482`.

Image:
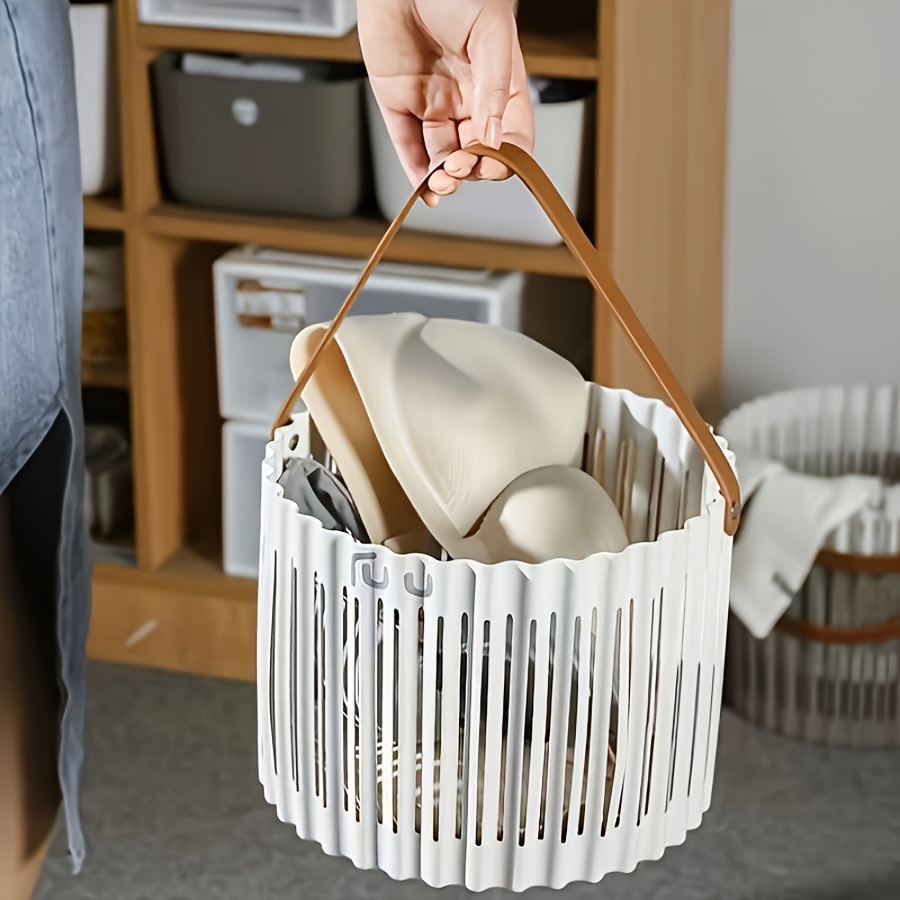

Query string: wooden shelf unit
135 23 599 80
84 193 126 231
146 203 584 278
82 357 130 390
85 0 731 682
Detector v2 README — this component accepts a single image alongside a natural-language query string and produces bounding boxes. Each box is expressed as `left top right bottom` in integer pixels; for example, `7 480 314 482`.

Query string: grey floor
36 663 899 900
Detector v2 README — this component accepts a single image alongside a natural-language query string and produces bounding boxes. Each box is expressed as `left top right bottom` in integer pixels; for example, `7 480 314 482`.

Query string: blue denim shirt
1 0 90 871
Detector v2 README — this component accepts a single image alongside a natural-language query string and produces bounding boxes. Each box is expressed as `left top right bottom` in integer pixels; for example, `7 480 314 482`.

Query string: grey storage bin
151 53 366 218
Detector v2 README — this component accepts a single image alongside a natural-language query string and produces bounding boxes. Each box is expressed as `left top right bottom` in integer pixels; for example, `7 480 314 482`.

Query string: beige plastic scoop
290 313 591 560
289 323 435 555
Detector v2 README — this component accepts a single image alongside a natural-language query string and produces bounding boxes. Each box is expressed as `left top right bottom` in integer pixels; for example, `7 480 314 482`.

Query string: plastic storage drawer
152 53 366 217
368 84 592 246
223 420 269 578
213 247 527 424
138 0 357 38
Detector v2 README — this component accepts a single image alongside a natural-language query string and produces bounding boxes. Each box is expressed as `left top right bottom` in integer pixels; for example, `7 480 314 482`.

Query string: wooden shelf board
136 24 598 80
97 541 255 603
84 194 126 231
88 545 257 682
82 358 130 390
145 203 582 277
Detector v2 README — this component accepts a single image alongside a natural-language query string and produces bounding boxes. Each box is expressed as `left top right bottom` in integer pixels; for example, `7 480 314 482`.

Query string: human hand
357 0 534 206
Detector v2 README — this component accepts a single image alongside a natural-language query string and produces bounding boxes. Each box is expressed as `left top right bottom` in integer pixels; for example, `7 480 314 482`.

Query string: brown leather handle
272 142 741 537
814 548 900 575
776 613 900 645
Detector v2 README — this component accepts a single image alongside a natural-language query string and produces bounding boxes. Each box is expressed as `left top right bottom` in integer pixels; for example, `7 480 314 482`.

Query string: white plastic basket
256 144 739 891
721 385 900 747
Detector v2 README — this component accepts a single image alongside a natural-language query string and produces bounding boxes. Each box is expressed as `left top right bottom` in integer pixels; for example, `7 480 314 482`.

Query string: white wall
723 0 900 412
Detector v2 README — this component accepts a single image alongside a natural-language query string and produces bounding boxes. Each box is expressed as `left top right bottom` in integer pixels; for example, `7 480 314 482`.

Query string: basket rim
262 383 733 574
719 383 900 431
719 382 900 559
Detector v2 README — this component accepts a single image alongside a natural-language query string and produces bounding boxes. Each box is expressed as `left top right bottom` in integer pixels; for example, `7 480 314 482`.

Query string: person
1 0 91 897
0 0 530 896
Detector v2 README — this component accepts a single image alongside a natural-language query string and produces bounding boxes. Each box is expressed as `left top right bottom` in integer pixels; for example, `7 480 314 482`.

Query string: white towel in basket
729 443 882 639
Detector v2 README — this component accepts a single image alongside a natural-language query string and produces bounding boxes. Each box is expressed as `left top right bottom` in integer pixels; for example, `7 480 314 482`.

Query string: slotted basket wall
722 385 900 748
256 144 739 891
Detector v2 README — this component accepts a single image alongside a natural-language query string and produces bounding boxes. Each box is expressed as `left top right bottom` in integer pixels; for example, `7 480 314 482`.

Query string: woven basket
721 385 900 748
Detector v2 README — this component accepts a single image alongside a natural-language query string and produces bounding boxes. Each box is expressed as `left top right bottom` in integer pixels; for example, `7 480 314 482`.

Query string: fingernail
486 116 503 149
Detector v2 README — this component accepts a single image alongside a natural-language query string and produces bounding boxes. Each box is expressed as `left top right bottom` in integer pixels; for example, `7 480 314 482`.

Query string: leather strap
814 548 900 576
775 613 900 646
773 547 900 644
272 142 742 537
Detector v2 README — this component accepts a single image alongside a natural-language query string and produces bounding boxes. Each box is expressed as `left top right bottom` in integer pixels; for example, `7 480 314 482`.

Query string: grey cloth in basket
278 457 368 542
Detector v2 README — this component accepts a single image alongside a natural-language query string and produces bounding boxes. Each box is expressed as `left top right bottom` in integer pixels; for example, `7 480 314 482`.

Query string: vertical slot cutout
577 608 598 836
518 620 538 846
666 660 684 808
416 607 424 834
614 600 634 829
376 598 384 825
538 613 558 840
456 613 470 840
342 591 349 811
354 597 361 821
638 594 660 824
645 590 664 818
561 616 581 842
433 616 444 842
392 609 400 832
319 580 328 807
475 620 491 846
687 663 702 798
290 566 298 791
601 608 623 836
312 573 320 797
497 615 514 842
268 553 279 777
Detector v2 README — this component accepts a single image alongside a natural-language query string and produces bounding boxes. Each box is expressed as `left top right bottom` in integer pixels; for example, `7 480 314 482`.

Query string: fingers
464 11 535 182
377 105 433 186
376 105 463 206
468 5 515 149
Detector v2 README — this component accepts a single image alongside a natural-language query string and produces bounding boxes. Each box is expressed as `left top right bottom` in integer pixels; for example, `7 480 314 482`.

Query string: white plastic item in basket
721 385 900 747
257 143 739 892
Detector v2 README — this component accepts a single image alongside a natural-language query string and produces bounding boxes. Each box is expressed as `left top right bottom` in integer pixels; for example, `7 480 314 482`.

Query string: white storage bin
70 2 120 196
368 86 591 247
138 0 357 38
213 248 527 424
223 419 270 578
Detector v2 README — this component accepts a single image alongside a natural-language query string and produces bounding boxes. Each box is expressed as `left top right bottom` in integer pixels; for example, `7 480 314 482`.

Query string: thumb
468 6 516 148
